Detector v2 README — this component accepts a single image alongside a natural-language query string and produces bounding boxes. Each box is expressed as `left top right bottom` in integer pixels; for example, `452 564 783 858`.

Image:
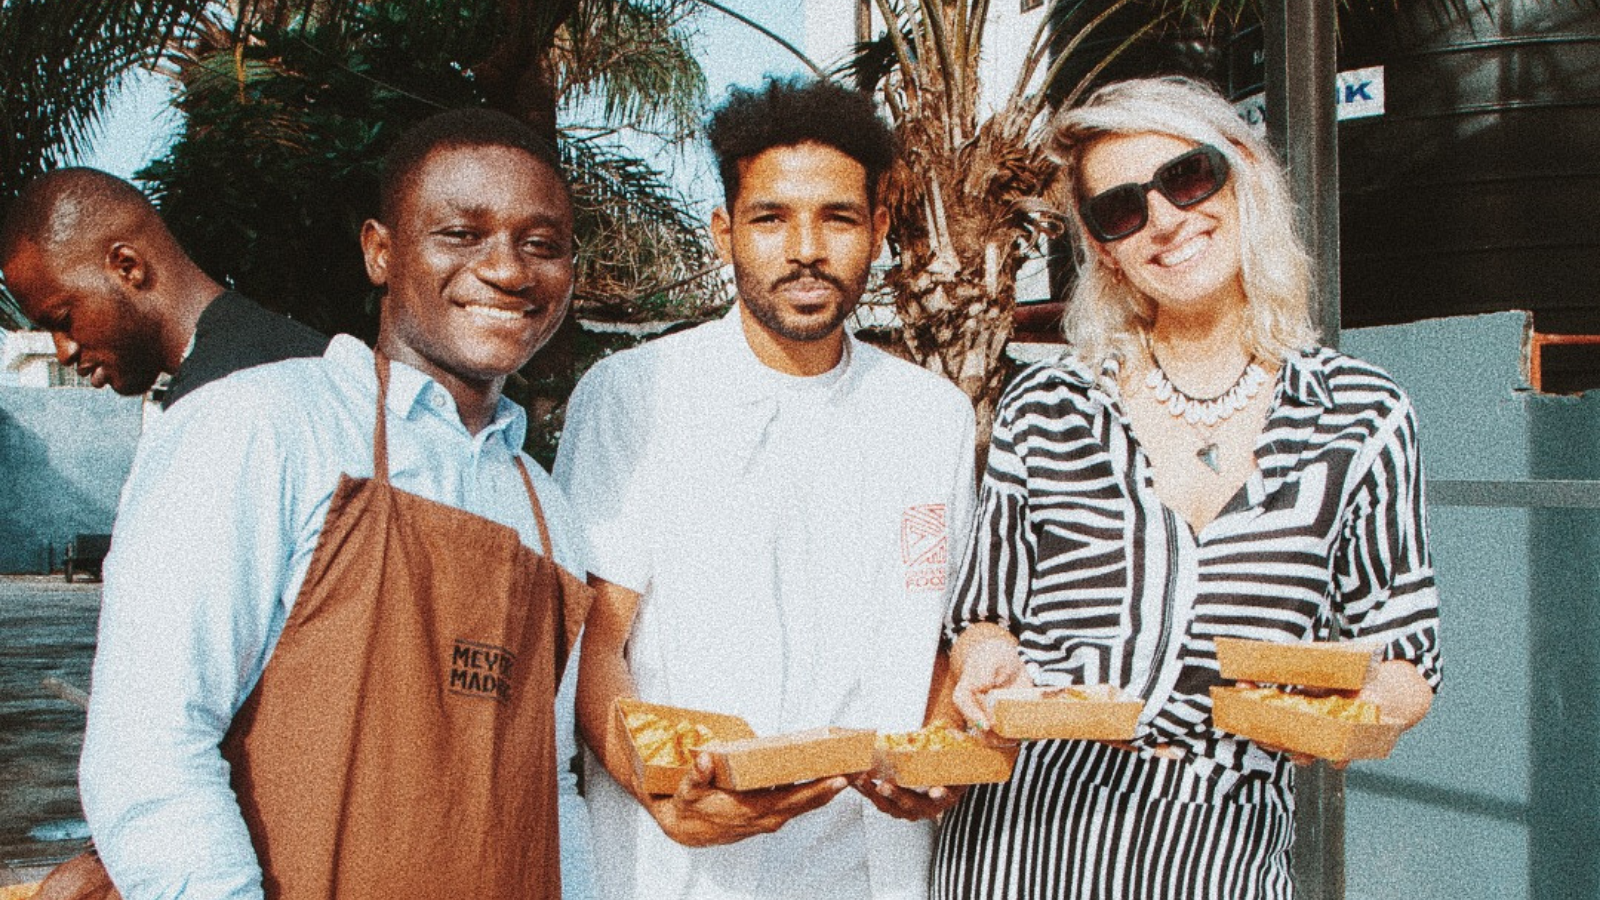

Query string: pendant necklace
1144 340 1267 474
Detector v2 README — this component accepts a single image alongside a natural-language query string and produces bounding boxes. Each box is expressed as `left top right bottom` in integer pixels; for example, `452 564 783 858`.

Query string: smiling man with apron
65 109 591 900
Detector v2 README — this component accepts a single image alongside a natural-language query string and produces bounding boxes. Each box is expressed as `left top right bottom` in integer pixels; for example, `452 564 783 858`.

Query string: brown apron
47 353 591 899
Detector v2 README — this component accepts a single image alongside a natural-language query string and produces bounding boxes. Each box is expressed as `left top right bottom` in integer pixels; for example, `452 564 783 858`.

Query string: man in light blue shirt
76 109 590 900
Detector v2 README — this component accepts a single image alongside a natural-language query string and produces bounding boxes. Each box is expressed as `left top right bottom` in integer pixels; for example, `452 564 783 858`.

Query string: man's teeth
1157 236 1206 267
467 304 524 321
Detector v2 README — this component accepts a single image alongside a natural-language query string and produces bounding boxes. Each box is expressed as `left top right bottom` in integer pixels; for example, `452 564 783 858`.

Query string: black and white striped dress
933 348 1442 900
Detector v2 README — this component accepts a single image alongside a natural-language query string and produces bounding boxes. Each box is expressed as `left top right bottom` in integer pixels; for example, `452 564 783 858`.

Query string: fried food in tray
623 708 718 767
988 684 1143 741
1228 686 1381 724
1213 637 1383 691
705 727 876 791
615 698 756 794
877 722 990 752
874 722 1018 787
1209 685 1402 761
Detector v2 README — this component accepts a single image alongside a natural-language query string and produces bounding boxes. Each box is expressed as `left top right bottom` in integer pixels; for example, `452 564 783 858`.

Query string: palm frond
565 138 718 320
694 0 828 77
0 0 210 204
833 25 915 93
557 0 707 139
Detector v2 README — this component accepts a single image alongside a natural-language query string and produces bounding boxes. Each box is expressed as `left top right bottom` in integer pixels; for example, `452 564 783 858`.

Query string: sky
72 1 814 215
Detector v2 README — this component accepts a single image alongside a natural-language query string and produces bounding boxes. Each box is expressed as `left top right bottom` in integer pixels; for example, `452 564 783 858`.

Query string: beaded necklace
1143 341 1267 473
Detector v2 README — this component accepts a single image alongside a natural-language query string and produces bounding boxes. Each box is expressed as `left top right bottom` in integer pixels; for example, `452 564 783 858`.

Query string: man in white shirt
555 77 977 900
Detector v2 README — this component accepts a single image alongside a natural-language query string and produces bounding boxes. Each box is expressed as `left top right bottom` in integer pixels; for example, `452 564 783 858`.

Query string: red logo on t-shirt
901 504 947 590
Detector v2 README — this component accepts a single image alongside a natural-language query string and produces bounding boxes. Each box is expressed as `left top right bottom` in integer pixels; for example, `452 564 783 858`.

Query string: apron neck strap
372 351 392 485
374 348 551 559
514 458 554 558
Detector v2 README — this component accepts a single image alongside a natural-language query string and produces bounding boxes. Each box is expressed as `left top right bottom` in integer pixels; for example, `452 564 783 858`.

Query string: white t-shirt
554 308 976 900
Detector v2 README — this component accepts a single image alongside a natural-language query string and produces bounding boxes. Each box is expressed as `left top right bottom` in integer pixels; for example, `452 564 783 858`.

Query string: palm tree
134 0 712 333
834 0 1227 450
0 0 714 331
726 0 1503 453
0 0 212 325
0 1 211 202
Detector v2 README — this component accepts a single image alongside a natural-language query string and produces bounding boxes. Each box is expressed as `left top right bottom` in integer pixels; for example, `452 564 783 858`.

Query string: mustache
771 265 846 293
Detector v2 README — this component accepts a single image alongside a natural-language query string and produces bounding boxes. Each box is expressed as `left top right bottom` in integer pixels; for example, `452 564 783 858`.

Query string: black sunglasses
1079 144 1231 243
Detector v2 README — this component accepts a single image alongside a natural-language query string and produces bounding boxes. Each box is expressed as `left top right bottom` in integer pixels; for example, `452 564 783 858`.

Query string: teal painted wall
1342 311 1599 900
0 387 142 573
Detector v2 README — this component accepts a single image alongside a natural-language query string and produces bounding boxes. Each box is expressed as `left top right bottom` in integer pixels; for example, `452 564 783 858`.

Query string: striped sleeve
946 379 1037 639
1334 393 1442 689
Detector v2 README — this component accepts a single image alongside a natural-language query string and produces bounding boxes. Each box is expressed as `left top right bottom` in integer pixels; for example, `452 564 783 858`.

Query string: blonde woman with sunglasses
931 77 1441 899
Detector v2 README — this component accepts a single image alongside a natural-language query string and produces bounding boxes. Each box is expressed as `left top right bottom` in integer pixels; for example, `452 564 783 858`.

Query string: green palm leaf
0 0 209 205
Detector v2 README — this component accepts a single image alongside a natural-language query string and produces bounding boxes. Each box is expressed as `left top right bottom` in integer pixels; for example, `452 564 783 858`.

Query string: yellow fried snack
624 709 717 766
877 722 986 752
1234 686 1380 723
1041 686 1090 701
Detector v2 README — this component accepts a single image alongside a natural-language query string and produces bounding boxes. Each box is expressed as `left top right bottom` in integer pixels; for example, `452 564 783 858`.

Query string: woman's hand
1245 660 1434 769
949 623 1031 731
1358 659 1434 731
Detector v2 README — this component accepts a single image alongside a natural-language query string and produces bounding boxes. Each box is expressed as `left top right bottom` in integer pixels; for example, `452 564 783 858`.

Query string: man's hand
949 623 1030 731
850 775 966 822
649 752 850 847
35 849 118 900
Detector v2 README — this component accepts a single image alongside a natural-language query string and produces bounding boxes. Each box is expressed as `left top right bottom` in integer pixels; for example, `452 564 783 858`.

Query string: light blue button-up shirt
80 335 587 900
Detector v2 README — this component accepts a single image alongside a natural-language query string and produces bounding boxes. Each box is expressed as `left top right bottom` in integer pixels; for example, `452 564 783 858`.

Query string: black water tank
1336 0 1600 336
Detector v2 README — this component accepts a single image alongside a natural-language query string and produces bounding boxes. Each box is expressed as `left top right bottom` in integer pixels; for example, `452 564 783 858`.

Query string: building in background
0 329 142 574
1 330 92 388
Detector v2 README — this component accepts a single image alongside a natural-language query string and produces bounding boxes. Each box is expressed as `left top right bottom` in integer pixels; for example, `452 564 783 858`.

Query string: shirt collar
1042 351 1117 409
324 334 529 452
710 303 854 400
152 331 197 400
1276 348 1336 409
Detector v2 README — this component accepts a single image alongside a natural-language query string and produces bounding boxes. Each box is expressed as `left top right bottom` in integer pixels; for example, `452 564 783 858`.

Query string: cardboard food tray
989 684 1142 741
1210 686 1404 762
705 727 876 791
616 698 756 795
1214 637 1382 691
874 734 1019 788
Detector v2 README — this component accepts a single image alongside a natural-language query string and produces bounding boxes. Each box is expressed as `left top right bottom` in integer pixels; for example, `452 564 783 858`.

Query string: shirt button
429 392 448 410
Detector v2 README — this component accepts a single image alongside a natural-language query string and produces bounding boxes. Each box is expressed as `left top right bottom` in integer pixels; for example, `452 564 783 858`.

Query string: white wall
1 331 66 388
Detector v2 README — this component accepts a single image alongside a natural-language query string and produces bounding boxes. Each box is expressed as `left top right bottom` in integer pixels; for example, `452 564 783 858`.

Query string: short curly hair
707 76 895 209
379 108 567 224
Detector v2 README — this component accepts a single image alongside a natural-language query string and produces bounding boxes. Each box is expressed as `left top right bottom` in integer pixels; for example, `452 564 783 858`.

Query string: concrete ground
0 575 97 881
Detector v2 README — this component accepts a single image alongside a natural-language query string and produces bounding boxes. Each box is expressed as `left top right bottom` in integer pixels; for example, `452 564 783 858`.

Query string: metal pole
1265 1 1344 900
1266 0 1342 348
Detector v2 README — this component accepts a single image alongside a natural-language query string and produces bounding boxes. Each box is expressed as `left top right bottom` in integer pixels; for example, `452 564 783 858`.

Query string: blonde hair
1050 77 1317 369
